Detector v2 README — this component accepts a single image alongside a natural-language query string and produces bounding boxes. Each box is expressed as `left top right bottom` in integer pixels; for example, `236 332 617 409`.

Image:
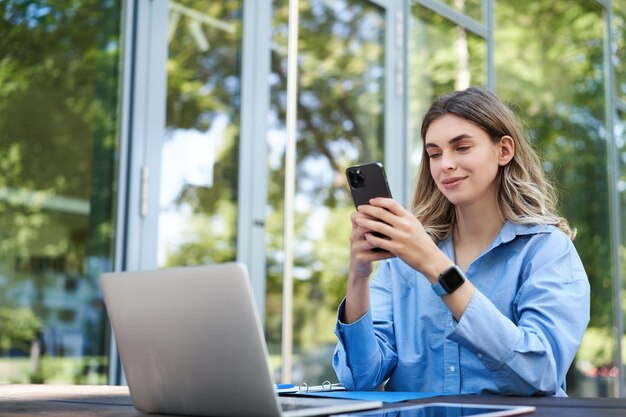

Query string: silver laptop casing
102 263 284 417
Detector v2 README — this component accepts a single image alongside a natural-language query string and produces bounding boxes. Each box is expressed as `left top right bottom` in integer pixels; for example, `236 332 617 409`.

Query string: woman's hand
352 197 474 322
354 198 453 282
349 209 395 280
344 208 395 324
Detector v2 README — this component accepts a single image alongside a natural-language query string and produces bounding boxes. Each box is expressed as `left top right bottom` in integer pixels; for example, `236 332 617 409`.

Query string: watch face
441 266 465 293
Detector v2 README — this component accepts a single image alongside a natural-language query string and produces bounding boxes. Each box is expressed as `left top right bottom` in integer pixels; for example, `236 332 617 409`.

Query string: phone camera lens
348 169 365 188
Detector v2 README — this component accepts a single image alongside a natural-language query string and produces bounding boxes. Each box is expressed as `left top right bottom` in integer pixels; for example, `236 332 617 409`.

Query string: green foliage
0 356 107 384
578 327 621 368
615 0 626 102
0 308 42 353
164 199 238 267
166 1 243 131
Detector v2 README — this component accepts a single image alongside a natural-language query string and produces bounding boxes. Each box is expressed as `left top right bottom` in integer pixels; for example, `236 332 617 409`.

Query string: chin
443 195 472 207
439 190 461 203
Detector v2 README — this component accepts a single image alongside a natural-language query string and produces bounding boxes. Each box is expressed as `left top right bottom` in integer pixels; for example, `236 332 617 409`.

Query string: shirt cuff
335 299 380 366
447 289 522 365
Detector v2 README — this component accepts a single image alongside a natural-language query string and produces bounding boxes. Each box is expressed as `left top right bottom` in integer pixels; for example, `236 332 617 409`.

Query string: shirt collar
439 221 552 261
497 220 552 245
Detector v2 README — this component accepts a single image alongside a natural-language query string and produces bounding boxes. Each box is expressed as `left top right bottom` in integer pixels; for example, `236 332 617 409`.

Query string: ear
498 135 515 166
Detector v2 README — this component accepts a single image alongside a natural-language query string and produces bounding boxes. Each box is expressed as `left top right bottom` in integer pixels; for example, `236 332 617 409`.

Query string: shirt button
449 365 456 372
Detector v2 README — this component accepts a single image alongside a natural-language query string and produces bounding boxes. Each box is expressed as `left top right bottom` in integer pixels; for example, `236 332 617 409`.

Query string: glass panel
615 0 626 102
157 1 243 268
495 1 612 397
0 1 122 383
407 4 487 182
268 0 385 382
618 110 626 396
437 0 483 22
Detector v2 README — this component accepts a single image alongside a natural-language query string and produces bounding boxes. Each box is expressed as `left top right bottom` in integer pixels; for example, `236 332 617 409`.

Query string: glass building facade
1 0 625 397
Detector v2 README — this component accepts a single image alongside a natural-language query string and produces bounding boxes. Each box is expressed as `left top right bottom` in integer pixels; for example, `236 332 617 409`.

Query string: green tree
0 308 42 352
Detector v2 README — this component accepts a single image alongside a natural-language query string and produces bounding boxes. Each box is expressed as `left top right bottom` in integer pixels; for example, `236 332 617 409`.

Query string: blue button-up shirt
333 221 590 396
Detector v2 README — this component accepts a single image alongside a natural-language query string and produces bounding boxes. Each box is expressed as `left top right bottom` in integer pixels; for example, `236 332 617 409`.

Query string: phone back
346 162 392 207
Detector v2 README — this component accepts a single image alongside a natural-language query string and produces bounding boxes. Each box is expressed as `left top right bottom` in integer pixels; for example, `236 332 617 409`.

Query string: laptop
100 262 382 417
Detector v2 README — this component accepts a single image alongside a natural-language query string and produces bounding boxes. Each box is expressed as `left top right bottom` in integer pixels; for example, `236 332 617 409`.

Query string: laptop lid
100 263 382 417
101 263 282 417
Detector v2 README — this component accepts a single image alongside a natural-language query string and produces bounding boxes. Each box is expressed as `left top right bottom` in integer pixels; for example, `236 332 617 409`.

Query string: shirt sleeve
447 234 590 395
332 262 398 391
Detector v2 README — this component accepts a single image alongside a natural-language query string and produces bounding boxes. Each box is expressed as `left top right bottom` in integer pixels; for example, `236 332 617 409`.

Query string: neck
453 196 505 249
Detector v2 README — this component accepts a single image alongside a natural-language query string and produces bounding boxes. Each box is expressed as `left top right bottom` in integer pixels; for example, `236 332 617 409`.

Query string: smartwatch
432 265 466 296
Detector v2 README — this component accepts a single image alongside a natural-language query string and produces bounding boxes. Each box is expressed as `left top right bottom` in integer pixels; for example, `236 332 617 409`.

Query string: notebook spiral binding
297 381 344 393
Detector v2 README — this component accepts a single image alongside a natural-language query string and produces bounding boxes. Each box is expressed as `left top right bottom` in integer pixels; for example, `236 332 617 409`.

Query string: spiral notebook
101 263 382 417
276 381 345 394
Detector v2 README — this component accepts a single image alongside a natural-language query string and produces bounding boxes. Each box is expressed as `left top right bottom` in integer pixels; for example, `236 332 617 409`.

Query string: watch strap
431 280 448 296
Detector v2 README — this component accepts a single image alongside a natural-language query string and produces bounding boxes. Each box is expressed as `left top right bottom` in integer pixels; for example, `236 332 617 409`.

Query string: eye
427 152 441 159
456 145 470 152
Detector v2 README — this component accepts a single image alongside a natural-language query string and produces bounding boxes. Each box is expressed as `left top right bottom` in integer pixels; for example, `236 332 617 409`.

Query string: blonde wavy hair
412 87 575 241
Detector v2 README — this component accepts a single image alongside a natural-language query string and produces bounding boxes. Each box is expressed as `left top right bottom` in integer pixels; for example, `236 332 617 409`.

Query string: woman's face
424 114 513 208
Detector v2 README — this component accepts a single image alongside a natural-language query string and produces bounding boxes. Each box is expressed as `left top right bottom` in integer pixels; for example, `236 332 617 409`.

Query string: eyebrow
425 134 473 149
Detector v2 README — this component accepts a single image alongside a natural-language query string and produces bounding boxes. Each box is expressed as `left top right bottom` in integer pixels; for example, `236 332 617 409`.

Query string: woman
333 87 590 396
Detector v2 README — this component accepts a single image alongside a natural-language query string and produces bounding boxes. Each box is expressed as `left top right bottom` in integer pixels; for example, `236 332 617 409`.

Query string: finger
357 203 399 227
350 211 360 228
351 239 382 264
369 197 406 216
370 250 395 261
350 223 377 246
351 214 378 240
361 244 395 261
350 227 368 246
351 212 375 235
353 243 394 262
356 205 389 226
355 206 383 222
364 231 392 250
367 249 395 262
355 216 394 237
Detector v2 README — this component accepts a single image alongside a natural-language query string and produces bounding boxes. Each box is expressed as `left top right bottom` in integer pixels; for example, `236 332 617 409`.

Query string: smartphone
346 162 393 208
346 162 393 250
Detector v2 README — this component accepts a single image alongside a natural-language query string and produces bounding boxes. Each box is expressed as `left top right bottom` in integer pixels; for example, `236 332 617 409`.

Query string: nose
439 152 456 171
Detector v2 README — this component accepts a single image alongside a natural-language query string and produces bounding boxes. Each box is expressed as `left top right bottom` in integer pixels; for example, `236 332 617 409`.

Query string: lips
441 177 466 188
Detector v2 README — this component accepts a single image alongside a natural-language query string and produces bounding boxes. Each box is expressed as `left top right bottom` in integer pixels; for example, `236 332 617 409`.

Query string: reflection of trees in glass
439 0 483 22
0 0 121 382
0 308 43 381
619 113 626 279
157 0 385 381
614 0 626 102
411 5 486 96
0 308 42 352
267 0 385 380
162 1 242 267
495 1 609 391
408 5 486 177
